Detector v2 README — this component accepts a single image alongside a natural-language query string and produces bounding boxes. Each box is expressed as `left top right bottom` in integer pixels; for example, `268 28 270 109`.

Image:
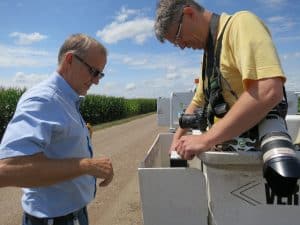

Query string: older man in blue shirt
0 33 114 225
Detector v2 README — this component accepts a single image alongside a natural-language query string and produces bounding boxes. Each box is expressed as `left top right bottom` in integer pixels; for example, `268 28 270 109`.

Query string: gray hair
154 0 205 42
58 33 107 65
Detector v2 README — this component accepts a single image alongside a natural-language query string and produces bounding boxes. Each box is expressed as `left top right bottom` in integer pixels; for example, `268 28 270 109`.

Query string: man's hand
86 123 93 138
169 138 180 154
84 157 114 187
175 134 212 160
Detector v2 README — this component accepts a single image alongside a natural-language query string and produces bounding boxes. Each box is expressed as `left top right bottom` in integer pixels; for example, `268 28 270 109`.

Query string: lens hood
263 156 300 196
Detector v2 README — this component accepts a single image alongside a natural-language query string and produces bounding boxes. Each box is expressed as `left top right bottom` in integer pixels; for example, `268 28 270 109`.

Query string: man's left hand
175 135 212 160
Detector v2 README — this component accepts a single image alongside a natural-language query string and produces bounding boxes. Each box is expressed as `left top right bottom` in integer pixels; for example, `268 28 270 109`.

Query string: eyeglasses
174 13 184 46
73 54 105 79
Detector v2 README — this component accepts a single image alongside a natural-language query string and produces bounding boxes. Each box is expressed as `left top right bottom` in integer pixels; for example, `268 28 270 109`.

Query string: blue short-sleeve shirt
0 73 96 218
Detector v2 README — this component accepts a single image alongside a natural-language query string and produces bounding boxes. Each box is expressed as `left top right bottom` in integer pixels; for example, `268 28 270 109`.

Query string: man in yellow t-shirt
154 0 286 160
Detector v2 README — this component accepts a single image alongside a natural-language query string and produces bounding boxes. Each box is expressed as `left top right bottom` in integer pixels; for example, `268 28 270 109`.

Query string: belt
24 206 86 224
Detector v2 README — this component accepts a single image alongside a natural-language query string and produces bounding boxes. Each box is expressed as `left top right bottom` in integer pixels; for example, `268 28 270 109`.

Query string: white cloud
96 7 154 44
277 35 300 42
115 6 140 22
97 18 153 44
13 72 49 84
91 71 198 98
122 56 148 66
267 16 284 23
110 51 201 73
125 83 136 91
0 44 54 67
101 51 201 98
10 32 48 45
0 72 51 89
90 81 124 97
266 16 295 34
282 51 300 60
285 73 300 92
166 72 180 80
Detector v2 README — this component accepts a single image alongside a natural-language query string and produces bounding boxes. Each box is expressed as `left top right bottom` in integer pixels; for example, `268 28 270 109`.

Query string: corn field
0 87 26 139
1 87 299 141
0 88 156 140
79 95 156 124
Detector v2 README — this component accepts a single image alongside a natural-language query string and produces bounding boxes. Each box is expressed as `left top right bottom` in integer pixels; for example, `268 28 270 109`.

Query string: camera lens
261 131 300 197
259 113 300 197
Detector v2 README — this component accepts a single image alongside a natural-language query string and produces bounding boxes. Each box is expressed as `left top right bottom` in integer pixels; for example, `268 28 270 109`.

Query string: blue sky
0 0 299 98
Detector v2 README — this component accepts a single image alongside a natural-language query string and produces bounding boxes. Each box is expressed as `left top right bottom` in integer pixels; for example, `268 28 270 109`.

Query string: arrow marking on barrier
231 181 262 206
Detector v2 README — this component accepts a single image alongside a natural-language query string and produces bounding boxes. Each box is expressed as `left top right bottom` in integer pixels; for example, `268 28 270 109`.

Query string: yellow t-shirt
192 11 286 108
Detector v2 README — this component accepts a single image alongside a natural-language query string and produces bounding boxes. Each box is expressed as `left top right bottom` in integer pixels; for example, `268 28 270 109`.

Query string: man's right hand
83 157 114 187
169 125 189 155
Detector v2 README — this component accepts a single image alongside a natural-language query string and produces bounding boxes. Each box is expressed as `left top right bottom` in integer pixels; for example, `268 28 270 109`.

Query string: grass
92 112 155 131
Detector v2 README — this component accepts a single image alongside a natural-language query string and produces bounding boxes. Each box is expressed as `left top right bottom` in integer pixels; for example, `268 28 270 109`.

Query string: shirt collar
52 72 82 105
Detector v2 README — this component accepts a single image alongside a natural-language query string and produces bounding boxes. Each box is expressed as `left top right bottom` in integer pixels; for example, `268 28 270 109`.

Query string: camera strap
202 13 219 98
203 14 259 143
202 14 234 125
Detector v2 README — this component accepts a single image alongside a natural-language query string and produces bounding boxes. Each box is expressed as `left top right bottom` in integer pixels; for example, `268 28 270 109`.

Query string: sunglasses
73 54 105 79
174 12 184 46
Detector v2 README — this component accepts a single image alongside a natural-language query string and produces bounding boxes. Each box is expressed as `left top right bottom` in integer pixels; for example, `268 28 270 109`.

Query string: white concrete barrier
286 115 300 144
200 151 300 225
138 133 208 225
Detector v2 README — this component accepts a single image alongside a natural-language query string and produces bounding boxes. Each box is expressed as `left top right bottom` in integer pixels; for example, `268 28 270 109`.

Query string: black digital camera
179 108 208 132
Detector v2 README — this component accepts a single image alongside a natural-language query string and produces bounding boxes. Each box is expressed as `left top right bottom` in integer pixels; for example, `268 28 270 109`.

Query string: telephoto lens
259 114 300 197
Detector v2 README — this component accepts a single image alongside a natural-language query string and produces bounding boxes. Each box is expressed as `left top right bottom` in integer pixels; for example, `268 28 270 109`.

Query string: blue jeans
22 207 89 225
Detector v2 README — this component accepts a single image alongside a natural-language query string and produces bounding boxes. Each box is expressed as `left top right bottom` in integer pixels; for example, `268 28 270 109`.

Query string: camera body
179 108 208 132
